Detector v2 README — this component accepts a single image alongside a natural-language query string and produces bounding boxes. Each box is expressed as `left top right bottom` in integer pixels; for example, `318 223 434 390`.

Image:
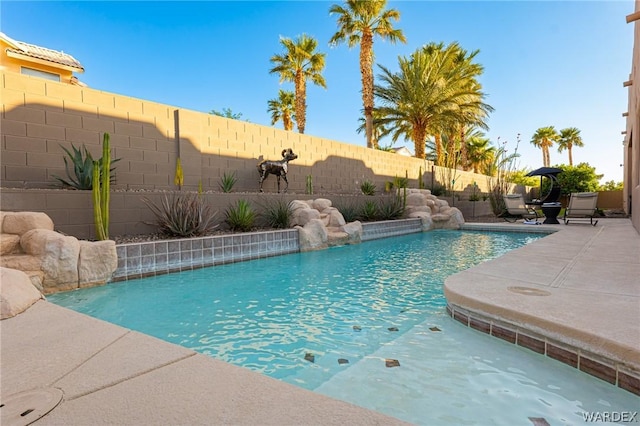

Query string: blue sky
2 1 634 182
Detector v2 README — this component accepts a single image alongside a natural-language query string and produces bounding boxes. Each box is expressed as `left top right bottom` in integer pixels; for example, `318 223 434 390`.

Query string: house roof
0 32 84 73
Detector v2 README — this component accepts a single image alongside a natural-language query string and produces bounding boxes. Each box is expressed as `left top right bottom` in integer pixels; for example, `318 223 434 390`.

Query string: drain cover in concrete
1 388 63 426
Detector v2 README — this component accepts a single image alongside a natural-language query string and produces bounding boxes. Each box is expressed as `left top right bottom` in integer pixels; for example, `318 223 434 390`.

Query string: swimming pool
49 230 638 424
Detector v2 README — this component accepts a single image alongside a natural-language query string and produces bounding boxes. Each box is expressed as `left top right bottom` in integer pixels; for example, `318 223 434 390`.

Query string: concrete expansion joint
51 332 131 388
64 351 198 402
549 227 604 288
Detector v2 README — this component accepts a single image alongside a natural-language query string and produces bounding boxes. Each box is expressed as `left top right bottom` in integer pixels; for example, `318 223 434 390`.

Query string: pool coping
447 220 640 396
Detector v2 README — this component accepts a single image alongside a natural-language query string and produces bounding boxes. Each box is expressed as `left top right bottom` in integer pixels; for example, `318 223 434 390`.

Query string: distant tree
267 89 296 131
530 126 559 167
269 34 327 134
508 169 540 187
465 133 495 174
329 0 406 149
554 163 603 195
557 127 584 166
210 108 246 121
356 109 390 149
599 180 623 191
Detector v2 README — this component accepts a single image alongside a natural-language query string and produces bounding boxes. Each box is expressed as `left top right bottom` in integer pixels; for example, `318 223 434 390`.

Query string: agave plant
334 201 361 223
359 200 378 221
53 143 119 190
259 198 293 229
219 171 237 193
225 199 256 232
360 180 376 196
377 195 405 220
142 192 219 237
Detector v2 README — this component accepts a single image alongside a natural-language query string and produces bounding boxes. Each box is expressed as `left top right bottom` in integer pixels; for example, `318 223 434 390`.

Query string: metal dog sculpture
257 148 298 193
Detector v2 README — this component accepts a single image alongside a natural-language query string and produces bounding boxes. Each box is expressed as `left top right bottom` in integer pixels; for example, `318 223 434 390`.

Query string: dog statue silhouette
257 148 298 193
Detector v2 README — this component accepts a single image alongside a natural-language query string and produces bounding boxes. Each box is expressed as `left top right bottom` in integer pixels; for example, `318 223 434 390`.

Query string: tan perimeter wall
623 1 640 233
1 71 498 196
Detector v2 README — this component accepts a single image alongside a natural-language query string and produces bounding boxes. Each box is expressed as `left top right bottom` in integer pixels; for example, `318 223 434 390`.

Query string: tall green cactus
306 174 313 195
93 133 111 240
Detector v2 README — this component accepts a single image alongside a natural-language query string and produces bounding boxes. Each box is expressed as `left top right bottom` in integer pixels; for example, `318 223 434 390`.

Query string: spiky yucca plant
142 192 218 237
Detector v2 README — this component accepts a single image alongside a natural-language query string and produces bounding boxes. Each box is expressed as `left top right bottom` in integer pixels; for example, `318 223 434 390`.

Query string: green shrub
259 198 293 229
219 171 237 193
142 192 219 237
334 201 361 223
359 200 378 221
360 180 376 196
430 184 446 196
377 195 405 220
53 143 119 190
225 199 256 232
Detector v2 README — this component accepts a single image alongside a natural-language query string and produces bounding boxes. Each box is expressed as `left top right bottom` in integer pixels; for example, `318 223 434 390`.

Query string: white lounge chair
502 194 540 223
563 192 599 226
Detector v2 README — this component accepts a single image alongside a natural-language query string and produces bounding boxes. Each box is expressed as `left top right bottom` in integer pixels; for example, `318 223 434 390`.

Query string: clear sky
2 1 634 182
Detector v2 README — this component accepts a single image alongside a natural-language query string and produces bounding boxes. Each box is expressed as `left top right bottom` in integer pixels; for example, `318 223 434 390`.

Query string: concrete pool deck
1 218 639 425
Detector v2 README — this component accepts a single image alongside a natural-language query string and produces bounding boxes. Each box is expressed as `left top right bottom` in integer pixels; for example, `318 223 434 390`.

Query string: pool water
49 230 638 424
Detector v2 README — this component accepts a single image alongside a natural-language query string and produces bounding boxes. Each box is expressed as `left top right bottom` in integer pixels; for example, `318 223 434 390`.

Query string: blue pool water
49 230 638 424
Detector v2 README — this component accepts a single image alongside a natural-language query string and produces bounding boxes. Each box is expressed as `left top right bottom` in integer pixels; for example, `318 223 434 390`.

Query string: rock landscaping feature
0 211 117 296
403 189 464 230
290 198 363 251
0 267 43 319
290 191 463 252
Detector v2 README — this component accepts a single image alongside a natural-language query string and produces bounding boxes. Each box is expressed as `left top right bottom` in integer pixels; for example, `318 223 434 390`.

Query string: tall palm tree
419 42 492 166
267 89 296 131
530 126 559 167
557 127 583 166
329 0 406 149
269 34 327 134
374 43 492 160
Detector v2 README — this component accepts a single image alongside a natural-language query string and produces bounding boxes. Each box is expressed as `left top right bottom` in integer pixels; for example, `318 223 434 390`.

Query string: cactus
174 157 184 189
92 133 111 240
418 166 425 189
306 174 313 195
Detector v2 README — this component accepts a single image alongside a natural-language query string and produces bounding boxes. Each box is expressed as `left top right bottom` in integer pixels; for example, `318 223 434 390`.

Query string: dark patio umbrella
525 167 563 177
525 167 563 203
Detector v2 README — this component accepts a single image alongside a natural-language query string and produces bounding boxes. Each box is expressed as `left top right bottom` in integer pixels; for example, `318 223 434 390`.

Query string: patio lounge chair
563 192 599 226
502 194 540 223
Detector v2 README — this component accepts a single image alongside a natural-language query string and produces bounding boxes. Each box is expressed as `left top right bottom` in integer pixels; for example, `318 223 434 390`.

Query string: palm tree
356 109 389 149
269 34 327 134
267 89 296 131
329 0 406 149
465 133 495 174
557 127 583 166
374 43 492 160
530 126 559 167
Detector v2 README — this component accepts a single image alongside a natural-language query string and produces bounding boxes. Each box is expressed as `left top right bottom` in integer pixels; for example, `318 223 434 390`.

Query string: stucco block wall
1 71 500 197
623 1 640 232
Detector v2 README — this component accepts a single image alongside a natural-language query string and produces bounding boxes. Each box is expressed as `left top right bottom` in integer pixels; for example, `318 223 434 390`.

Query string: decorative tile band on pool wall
446 304 640 397
361 218 423 241
113 219 425 281
113 229 300 281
